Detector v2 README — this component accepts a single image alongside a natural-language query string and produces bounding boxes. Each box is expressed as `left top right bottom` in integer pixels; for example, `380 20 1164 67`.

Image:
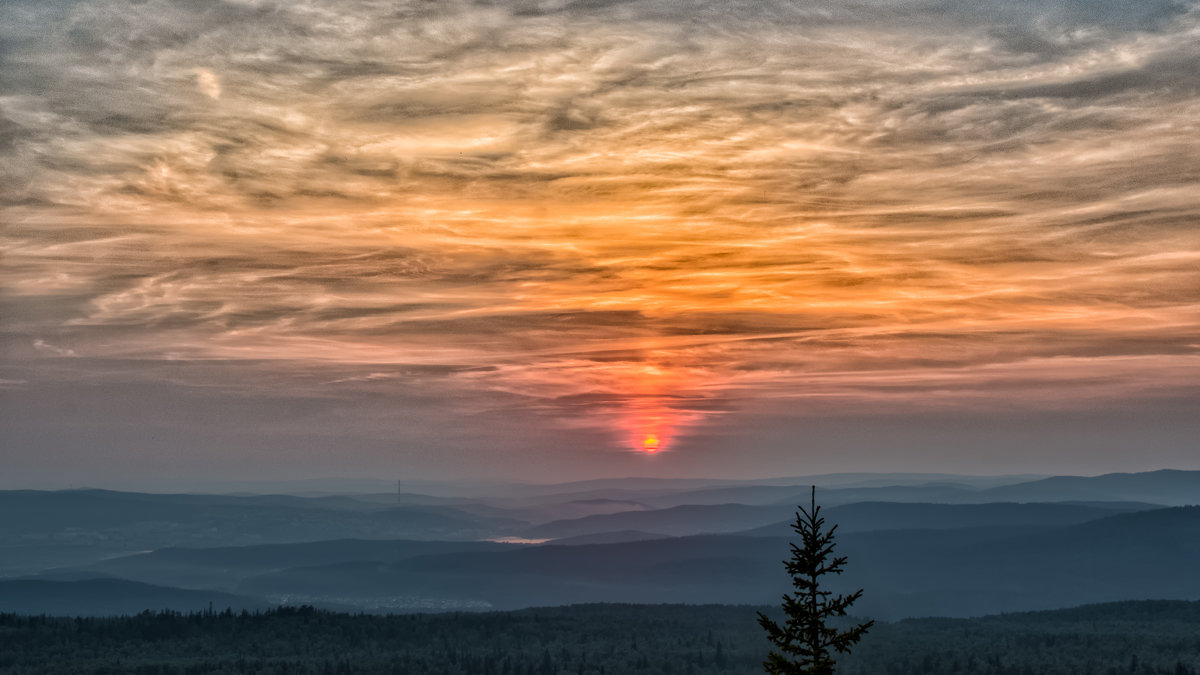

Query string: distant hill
238 535 786 610
5 471 1198 619
840 505 1200 618
979 469 1200 505
642 482 979 508
67 539 523 590
0 489 524 560
502 474 1035 509
236 506 1200 617
524 499 1154 540
521 503 794 539
472 498 657 525
512 472 1036 496
0 578 267 616
545 530 671 545
741 500 1158 536
674 469 1197 509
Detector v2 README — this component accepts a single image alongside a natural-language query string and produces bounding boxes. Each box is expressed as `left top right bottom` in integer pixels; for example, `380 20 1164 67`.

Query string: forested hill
3 600 1200 675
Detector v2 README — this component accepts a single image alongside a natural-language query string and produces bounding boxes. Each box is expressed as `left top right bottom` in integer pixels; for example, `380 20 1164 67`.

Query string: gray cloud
2 0 1198 481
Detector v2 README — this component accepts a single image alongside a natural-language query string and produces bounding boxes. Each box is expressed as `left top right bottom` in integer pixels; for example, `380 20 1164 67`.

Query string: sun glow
642 435 661 453
626 397 677 454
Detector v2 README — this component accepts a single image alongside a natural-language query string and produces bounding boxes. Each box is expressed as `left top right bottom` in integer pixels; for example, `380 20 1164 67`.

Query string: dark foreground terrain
2 600 1199 675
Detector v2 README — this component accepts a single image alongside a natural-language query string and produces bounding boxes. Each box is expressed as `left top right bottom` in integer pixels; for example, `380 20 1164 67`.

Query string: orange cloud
3 0 1198 464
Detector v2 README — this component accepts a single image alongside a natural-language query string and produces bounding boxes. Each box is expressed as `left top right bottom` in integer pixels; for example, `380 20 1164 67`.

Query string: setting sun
642 435 661 453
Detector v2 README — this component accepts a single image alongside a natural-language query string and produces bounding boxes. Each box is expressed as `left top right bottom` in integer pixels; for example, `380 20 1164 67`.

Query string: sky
2 0 1199 487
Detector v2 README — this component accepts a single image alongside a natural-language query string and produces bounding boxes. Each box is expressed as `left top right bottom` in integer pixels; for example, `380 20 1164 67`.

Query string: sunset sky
2 0 1199 487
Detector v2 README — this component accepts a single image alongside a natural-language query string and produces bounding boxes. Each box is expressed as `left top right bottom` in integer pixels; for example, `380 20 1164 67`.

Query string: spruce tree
758 486 873 674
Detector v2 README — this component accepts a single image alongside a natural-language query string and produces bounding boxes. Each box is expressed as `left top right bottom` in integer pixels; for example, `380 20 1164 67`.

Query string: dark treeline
2 601 1200 674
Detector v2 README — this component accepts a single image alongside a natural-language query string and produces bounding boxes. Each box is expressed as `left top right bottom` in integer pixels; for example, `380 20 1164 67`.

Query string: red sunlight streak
620 364 683 454
628 402 674 454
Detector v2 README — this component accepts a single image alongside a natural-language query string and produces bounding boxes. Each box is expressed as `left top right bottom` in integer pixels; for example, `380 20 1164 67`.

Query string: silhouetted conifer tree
758 486 874 674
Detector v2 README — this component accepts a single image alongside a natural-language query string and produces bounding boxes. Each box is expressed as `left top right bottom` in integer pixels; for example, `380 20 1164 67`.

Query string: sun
641 435 661 453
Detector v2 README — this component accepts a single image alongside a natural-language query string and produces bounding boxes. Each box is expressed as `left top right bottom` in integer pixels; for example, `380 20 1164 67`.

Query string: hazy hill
233 506 1200 617
0 489 522 556
523 503 793 539
979 469 1200 505
235 528 1016 613
544 530 670 545
171 469 1186 513
840 505 1200 618
641 482 978 508
66 539 522 590
437 498 655 526
483 472 1037 498
525 499 1151 540
664 469 1198 509
7 506 1200 618
742 500 1158 536
0 578 267 616
5 471 1197 618
421 473 1034 510
238 535 786 610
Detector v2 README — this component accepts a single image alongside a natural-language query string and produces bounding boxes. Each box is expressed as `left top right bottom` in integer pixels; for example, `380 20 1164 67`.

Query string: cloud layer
2 0 1198 481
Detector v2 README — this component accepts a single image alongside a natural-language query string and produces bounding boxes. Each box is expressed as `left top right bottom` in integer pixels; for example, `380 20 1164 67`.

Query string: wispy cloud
31 339 76 357
2 0 1198 468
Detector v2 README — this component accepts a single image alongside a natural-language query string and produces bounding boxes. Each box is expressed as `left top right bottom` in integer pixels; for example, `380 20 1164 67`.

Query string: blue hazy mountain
641 470 1199 508
977 469 1200 505
742 500 1159 536
0 489 525 575
843 505 1200 617
544 530 672 545
0 578 267 616
4 470 1198 617
522 503 794 539
229 506 1200 618
495 470 1197 510
64 539 522 590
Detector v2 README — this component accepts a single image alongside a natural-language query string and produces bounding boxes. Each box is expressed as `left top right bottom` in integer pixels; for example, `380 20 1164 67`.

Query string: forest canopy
2 601 1199 675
